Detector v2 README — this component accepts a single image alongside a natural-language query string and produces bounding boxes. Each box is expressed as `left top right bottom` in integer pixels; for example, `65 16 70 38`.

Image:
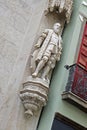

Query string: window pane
51 118 75 130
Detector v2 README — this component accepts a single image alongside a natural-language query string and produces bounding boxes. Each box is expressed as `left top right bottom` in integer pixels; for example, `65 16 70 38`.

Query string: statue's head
53 23 61 34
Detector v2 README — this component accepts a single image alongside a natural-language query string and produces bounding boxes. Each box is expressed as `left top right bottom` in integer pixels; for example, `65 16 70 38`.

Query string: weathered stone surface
0 0 32 101
0 0 47 130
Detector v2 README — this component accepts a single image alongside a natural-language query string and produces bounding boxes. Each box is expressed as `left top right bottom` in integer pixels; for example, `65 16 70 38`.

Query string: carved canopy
48 0 73 23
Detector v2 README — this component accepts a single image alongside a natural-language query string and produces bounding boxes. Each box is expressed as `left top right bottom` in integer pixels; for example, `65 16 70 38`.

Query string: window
51 113 86 130
52 118 74 130
62 21 87 112
77 22 87 69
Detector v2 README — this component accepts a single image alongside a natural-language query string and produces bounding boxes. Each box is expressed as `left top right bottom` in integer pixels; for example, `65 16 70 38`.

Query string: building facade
0 0 87 130
38 0 87 130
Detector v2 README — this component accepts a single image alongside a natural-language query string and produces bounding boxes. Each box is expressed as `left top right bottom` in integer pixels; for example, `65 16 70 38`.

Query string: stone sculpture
31 23 62 82
20 23 62 117
20 0 73 118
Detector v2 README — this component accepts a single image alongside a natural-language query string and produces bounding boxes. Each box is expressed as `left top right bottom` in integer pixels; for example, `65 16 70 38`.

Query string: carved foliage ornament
46 0 73 23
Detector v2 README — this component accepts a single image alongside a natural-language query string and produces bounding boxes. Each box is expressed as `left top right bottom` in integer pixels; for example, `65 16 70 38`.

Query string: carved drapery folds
31 23 62 81
46 0 73 23
20 0 73 118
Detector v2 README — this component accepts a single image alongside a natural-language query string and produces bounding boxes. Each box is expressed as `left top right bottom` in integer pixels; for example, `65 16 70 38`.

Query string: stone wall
0 0 47 130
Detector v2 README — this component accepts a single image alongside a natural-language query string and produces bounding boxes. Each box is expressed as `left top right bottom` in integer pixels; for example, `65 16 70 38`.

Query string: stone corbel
20 76 49 117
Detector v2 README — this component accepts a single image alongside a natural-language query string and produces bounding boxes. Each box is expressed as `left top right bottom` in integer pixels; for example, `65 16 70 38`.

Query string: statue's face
53 23 61 34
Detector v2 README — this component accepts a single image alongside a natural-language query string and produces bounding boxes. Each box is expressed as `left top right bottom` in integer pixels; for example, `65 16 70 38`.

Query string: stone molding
62 92 87 112
20 76 49 117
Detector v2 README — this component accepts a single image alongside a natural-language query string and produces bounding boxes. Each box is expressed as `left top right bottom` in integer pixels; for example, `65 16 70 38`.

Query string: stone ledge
62 91 87 112
23 76 49 89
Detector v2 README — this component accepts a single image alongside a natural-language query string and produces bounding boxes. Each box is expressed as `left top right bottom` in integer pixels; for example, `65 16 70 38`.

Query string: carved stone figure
31 23 62 81
19 0 73 118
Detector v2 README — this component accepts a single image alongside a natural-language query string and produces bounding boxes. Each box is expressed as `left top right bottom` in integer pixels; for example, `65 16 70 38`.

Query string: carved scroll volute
20 0 73 118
